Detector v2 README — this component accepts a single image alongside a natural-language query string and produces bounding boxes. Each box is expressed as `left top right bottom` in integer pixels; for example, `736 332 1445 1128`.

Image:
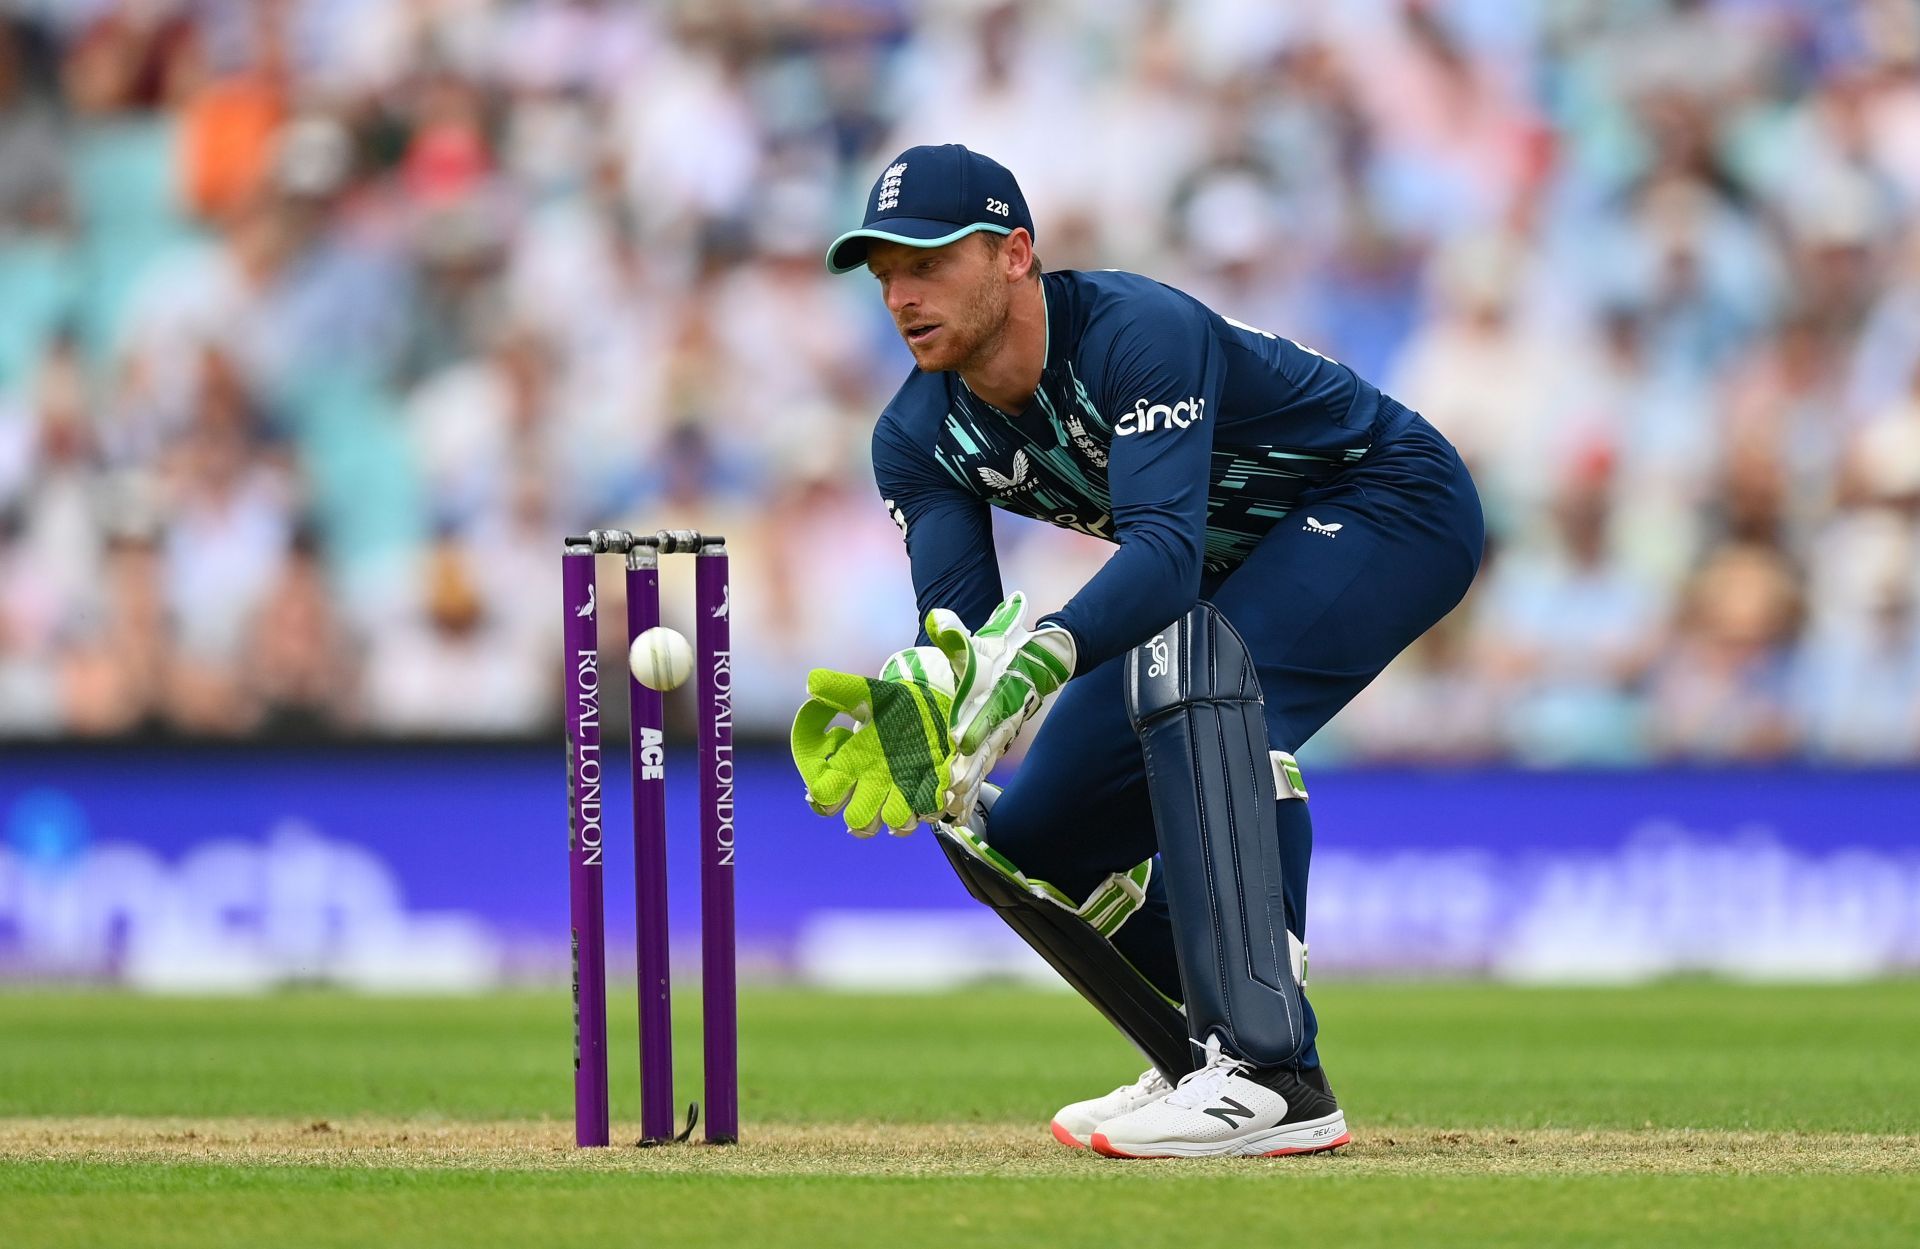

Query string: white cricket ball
628 626 694 691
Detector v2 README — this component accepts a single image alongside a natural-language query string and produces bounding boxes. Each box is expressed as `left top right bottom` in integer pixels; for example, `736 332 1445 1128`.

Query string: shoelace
1164 1036 1251 1109
1112 1067 1171 1100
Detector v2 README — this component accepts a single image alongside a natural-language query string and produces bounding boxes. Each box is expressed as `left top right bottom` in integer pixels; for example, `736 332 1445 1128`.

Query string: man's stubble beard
928 270 1011 375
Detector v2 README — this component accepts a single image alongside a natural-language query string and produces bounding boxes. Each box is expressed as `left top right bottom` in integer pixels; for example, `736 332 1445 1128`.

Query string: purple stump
695 541 738 1143
626 544 675 1145
563 546 609 1147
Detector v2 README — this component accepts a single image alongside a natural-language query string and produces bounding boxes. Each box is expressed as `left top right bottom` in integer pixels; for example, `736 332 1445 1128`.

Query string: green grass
2 983 1917 1247
5 1164 1915 1249
4 981 1915 1128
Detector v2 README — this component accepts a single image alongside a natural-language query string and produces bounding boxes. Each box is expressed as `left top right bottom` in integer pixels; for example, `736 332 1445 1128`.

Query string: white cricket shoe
1049 1066 1174 1149
1090 1037 1351 1159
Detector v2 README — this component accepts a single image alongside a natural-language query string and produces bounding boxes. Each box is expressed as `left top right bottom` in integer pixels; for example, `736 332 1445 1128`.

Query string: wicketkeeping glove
925 592 1076 815
789 667 956 837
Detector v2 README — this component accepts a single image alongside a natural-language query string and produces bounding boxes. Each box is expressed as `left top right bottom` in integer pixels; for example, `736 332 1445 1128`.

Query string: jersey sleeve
1040 290 1223 669
872 411 1005 641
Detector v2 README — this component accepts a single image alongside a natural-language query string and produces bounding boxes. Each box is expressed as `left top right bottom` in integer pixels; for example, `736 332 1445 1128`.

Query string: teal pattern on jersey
929 360 1371 570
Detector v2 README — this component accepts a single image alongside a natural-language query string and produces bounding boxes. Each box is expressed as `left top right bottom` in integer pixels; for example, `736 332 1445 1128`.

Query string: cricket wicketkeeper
790 145 1483 1158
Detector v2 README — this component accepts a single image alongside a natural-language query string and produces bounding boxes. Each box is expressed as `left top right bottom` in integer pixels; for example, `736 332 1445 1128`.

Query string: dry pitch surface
4 1117 1918 1177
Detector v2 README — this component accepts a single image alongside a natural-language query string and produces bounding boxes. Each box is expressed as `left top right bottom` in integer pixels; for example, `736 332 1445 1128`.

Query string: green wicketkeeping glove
924 592 1077 815
877 645 957 699
953 622 1075 756
924 592 1030 727
789 668 956 837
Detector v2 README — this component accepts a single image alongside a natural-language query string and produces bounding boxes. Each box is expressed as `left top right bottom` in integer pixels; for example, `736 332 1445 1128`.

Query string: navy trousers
982 413 1484 1070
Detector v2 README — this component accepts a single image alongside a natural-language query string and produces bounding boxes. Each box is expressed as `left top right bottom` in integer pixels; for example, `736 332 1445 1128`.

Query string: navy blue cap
825 144 1034 274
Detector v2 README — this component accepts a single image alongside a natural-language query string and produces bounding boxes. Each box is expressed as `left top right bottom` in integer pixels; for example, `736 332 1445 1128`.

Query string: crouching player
790 146 1483 1158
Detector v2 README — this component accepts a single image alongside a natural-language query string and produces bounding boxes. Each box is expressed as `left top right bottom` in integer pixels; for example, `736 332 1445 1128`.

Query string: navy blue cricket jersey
872 267 1419 669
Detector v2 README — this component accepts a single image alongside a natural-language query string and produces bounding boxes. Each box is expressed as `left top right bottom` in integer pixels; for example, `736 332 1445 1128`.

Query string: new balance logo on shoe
1201 1097 1256 1127
1303 516 1343 537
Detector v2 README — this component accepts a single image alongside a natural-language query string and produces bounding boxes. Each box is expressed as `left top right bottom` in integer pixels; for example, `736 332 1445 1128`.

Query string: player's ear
1002 228 1035 283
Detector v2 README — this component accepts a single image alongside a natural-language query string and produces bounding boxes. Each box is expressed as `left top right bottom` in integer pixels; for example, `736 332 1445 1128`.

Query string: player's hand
789 668 956 837
876 644 957 701
923 592 1030 728
924 593 1077 815
953 622 1075 754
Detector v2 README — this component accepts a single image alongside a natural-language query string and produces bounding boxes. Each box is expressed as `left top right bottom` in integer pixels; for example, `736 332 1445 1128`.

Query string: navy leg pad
1125 600 1307 1067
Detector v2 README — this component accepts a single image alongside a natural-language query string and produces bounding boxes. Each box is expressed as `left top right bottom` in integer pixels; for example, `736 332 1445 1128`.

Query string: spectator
177 0 290 221
0 19 68 235
1645 542 1805 761
1795 512 1920 761
361 529 548 734
240 526 360 735
1476 452 1665 764
155 353 297 663
60 528 170 736
61 0 200 117
0 1 1915 757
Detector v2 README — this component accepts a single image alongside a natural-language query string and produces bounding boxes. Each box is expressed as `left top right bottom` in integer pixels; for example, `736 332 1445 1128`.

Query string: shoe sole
1090 1111 1351 1159
1050 1119 1090 1150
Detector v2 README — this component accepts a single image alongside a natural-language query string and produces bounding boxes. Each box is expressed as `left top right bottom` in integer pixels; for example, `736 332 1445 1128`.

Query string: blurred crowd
3 0 1920 762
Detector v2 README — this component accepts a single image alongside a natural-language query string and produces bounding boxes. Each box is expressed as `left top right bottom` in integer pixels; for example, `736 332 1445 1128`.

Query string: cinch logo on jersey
1115 396 1205 437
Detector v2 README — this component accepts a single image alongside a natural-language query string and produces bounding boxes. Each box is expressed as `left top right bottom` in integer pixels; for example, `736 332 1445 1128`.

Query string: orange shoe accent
1259 1131 1351 1156
1089 1132 1164 1159
1091 1130 1351 1159
1050 1120 1088 1150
